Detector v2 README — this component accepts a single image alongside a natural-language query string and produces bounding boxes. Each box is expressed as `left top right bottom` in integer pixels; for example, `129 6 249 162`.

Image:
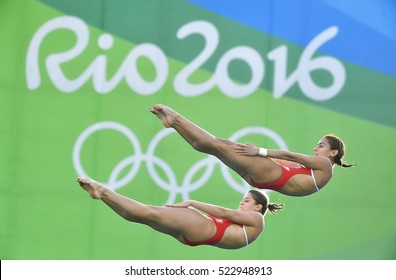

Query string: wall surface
1 0 395 260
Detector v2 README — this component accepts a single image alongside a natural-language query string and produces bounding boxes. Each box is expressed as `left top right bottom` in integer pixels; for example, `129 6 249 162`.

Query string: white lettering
26 16 345 101
27 15 168 94
216 45 264 98
174 21 264 98
173 21 218 96
26 16 89 91
268 26 345 101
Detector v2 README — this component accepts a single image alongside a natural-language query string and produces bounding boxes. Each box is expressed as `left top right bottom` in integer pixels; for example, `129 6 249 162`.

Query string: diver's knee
192 137 215 152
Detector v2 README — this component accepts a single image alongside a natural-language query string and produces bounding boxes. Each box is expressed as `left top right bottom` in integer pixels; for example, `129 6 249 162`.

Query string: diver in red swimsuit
77 177 283 249
150 104 355 197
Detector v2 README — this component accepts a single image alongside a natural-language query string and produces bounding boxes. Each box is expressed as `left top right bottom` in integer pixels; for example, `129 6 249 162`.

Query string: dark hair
323 134 356 168
248 190 284 215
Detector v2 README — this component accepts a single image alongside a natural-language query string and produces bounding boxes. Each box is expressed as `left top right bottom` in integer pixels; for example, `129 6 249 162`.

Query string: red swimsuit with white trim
250 164 312 191
182 215 242 246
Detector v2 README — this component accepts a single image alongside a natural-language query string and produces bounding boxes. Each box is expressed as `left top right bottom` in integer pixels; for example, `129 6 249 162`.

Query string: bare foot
149 104 178 128
77 177 104 199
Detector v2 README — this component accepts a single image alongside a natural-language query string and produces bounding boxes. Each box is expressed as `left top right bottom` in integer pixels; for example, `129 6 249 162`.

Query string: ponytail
339 162 356 168
334 157 356 168
267 203 284 214
248 190 284 215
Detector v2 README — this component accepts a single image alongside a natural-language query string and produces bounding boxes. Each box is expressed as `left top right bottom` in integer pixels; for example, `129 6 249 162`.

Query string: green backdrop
1 0 395 260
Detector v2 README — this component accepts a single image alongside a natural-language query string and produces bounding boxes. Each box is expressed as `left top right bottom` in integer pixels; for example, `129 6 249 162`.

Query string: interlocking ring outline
145 128 218 203
73 121 143 190
73 121 288 204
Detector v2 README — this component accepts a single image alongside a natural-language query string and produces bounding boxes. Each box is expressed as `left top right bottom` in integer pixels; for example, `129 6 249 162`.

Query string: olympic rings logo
72 121 288 204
